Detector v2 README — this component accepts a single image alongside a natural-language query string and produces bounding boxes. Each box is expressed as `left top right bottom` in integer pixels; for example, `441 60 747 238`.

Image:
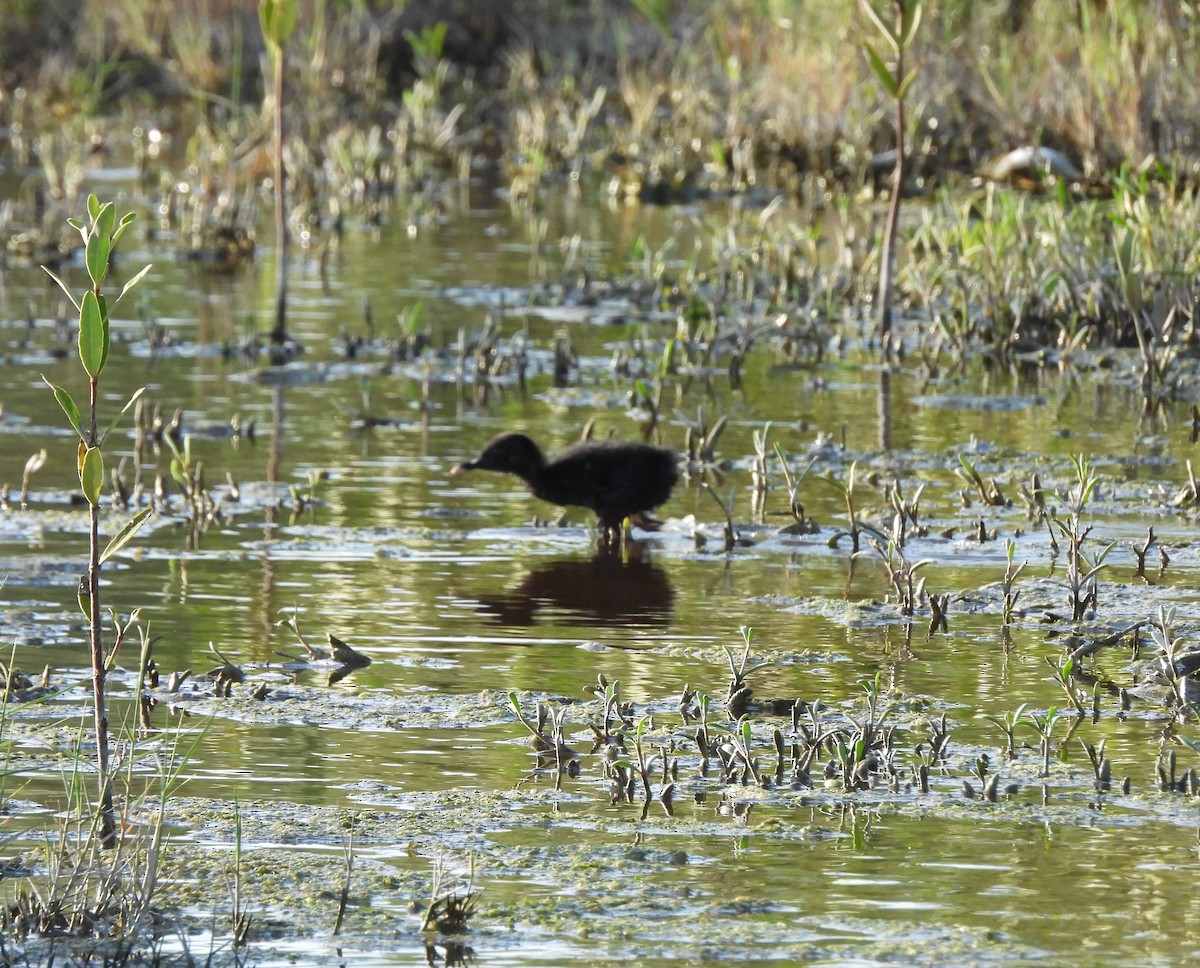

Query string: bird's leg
597 524 620 554
630 512 664 532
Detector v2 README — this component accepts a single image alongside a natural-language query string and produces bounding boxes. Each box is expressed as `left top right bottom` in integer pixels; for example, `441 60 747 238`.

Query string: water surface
2 168 1199 965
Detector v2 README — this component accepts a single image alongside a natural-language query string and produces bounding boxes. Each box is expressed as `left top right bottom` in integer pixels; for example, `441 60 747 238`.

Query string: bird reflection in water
475 546 673 628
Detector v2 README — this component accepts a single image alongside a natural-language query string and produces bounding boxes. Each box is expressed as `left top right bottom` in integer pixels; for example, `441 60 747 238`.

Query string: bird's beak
450 461 474 476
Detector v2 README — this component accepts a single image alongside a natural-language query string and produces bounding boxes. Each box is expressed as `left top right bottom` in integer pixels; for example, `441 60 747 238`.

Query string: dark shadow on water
476 547 674 628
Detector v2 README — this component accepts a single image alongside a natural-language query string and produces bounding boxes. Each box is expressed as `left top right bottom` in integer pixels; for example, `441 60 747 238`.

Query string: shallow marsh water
3 169 1200 965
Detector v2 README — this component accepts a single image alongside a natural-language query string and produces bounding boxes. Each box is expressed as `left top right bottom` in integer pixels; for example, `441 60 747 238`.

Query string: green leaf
85 222 111 287
900 0 924 48
79 290 106 379
111 211 137 245
84 201 117 287
41 376 84 441
121 385 147 415
821 474 848 496
115 263 153 306
66 217 88 246
99 385 147 447
80 446 104 506
41 266 81 312
896 65 920 101
100 507 154 564
86 194 101 221
97 292 111 373
259 0 298 48
95 200 115 240
860 0 899 53
864 43 899 97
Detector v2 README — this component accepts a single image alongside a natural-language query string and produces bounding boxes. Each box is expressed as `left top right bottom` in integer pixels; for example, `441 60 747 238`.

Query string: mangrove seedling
229 802 251 947
421 854 481 935
584 673 634 745
861 0 923 355
678 406 728 465
867 535 931 617
260 0 298 352
884 476 926 546
619 716 663 819
827 675 895 792
784 701 828 788
719 715 764 787
1170 459 1200 507
1000 540 1027 626
1053 455 1114 622
1018 472 1047 525
1131 527 1162 580
1023 706 1072 778
956 455 1008 507
985 703 1028 760
678 684 700 723
704 482 739 552
42 194 153 846
919 711 950 764
693 692 715 775
508 694 576 789
20 449 46 509
1080 738 1113 791
829 733 875 793
823 461 882 552
1156 746 1200 795
1046 654 1087 716
773 443 817 529
724 626 772 718
1157 748 1179 793
1147 606 1200 707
